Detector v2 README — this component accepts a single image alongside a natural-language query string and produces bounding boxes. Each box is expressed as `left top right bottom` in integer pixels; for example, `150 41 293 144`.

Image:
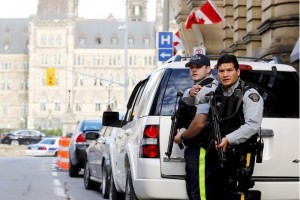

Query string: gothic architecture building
0 0 161 133
0 0 298 134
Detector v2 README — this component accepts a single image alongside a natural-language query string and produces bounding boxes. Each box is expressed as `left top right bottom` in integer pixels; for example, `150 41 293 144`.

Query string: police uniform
181 77 224 200
197 78 263 144
198 78 263 199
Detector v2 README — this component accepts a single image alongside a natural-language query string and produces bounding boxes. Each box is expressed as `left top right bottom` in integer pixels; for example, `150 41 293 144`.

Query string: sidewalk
0 144 27 156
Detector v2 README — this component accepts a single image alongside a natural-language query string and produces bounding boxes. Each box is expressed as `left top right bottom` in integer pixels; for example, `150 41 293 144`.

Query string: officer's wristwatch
180 132 186 142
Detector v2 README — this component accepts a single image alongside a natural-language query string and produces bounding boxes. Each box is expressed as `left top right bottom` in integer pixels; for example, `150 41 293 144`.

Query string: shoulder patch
248 93 260 102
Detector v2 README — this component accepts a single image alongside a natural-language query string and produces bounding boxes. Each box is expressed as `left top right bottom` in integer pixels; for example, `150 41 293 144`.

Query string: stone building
0 0 160 133
171 0 299 69
0 0 298 132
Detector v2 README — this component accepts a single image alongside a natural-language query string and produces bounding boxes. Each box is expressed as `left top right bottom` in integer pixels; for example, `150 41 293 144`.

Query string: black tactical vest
177 77 214 146
212 80 250 137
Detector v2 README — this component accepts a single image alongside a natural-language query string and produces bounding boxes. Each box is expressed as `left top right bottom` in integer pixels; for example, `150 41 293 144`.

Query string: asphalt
0 144 27 156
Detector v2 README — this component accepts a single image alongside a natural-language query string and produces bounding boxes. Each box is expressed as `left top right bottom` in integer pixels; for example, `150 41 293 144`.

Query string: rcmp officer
195 54 264 199
174 54 223 200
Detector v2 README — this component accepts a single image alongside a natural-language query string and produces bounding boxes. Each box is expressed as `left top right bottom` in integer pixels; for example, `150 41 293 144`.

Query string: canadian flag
185 0 224 29
173 31 182 55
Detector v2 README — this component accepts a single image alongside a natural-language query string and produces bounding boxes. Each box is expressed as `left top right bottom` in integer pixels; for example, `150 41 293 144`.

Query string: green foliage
0 128 14 134
44 128 63 136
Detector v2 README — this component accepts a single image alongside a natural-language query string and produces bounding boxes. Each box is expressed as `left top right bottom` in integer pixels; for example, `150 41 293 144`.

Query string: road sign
158 32 173 61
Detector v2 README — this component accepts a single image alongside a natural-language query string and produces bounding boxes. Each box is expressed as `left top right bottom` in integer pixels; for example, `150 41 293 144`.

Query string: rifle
165 91 184 158
206 91 226 167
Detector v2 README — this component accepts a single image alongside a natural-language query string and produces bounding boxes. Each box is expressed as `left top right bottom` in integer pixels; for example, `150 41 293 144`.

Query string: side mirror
85 131 100 140
103 111 121 126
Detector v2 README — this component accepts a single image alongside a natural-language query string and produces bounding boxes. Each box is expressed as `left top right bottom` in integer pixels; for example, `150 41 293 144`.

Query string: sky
0 0 156 20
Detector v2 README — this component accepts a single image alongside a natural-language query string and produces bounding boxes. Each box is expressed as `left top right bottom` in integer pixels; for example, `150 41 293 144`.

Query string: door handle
260 128 274 137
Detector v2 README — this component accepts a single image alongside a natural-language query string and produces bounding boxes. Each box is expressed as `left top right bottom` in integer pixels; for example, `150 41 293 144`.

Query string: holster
224 134 258 194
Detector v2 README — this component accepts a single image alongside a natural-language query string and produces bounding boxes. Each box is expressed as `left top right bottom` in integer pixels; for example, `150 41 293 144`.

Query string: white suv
103 55 299 200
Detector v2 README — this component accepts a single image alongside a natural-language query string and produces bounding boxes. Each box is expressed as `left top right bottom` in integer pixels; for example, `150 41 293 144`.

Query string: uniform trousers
184 144 224 200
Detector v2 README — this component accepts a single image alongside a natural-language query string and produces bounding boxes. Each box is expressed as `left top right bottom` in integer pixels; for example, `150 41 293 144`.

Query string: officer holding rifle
174 54 222 200
176 54 264 200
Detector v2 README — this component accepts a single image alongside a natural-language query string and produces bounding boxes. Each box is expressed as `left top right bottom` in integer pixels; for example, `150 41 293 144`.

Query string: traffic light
46 68 56 86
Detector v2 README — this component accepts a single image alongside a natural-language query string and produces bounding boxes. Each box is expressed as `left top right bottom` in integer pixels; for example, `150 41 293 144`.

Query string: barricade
57 136 71 170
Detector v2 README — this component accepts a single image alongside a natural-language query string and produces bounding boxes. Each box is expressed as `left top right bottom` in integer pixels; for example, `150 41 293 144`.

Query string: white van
103 55 299 200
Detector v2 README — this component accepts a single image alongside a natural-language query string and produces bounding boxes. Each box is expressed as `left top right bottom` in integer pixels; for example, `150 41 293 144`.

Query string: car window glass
241 70 299 118
138 69 165 117
40 139 55 145
30 131 39 136
124 80 148 123
99 126 108 137
83 121 102 131
161 69 193 115
23 131 30 136
104 127 112 137
131 81 147 120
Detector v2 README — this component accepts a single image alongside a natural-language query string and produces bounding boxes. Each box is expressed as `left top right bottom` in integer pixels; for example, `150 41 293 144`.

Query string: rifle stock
165 91 184 158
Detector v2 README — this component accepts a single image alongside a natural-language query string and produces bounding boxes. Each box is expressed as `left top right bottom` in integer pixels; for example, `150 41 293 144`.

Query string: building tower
127 0 148 21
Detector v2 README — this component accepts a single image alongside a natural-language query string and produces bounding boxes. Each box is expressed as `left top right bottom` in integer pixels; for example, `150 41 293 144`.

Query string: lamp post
106 83 113 111
124 1 128 109
118 1 128 110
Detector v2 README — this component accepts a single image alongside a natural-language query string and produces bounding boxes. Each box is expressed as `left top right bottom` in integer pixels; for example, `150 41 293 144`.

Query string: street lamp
106 83 113 111
118 1 128 110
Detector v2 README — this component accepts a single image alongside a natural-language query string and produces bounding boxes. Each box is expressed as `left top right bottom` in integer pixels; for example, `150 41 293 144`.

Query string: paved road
0 145 107 200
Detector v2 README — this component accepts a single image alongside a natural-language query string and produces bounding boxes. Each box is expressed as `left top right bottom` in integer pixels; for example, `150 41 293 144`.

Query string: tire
84 161 100 190
69 161 80 177
101 163 110 198
11 140 19 146
125 168 138 200
109 172 124 200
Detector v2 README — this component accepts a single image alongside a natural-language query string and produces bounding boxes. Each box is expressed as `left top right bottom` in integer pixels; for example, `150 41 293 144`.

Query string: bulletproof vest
212 80 250 136
177 77 214 146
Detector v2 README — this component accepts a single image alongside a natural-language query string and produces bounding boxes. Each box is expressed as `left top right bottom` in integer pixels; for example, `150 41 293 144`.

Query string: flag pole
209 0 234 34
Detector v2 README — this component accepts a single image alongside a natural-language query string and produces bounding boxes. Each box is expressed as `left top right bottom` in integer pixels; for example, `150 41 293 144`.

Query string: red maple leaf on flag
185 0 223 29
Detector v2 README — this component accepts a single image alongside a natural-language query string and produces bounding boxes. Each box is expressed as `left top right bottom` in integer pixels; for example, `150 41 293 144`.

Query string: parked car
69 119 103 177
103 55 299 200
83 127 113 197
26 137 60 157
1 131 12 144
0 129 46 145
84 113 125 198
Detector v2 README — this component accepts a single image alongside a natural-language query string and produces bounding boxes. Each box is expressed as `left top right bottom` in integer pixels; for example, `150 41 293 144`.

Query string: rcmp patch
248 93 260 102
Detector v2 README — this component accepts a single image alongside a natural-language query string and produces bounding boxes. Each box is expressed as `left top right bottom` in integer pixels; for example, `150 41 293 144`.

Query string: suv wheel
84 161 100 190
69 162 80 177
125 167 137 200
11 140 19 146
101 163 110 198
109 172 124 200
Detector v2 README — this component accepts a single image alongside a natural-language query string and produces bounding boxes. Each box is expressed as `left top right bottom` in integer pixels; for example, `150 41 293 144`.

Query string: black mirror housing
103 111 120 126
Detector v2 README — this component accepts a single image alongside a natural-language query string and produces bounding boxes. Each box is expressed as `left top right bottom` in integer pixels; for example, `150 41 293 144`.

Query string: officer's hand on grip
174 128 186 144
215 137 229 153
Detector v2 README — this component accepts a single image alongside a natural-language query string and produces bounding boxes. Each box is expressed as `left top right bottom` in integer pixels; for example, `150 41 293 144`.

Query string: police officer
174 54 223 200
196 54 264 199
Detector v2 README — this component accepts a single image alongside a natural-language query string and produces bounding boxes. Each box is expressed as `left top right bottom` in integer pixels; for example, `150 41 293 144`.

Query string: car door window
241 70 299 118
139 69 165 117
160 69 193 115
123 79 148 124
